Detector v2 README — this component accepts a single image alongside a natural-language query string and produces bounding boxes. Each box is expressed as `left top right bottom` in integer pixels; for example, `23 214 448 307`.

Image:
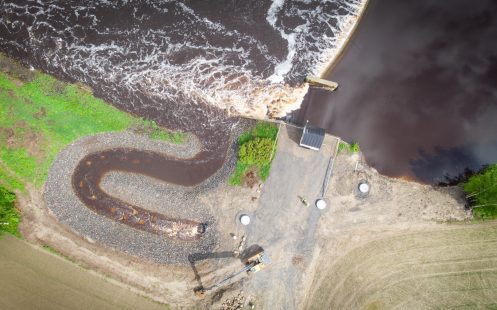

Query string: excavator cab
246 251 271 274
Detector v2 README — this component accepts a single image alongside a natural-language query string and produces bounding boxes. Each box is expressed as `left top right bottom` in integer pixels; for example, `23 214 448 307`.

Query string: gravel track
44 127 243 265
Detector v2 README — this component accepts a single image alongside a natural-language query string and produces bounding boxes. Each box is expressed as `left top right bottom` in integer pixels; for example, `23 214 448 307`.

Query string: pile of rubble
221 291 246 310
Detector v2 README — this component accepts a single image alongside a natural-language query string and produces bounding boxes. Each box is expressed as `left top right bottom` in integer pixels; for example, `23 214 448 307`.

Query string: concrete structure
300 123 325 151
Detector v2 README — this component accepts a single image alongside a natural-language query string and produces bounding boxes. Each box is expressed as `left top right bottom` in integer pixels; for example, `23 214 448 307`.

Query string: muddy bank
295 0 497 183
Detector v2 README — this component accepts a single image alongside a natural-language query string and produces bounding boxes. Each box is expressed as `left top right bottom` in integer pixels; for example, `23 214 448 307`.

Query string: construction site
0 69 485 309
2 0 497 308
17 111 490 309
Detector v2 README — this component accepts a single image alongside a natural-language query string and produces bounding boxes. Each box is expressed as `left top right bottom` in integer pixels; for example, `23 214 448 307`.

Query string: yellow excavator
194 251 270 298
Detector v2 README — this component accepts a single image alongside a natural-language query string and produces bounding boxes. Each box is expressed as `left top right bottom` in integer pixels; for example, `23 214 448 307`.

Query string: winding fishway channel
72 148 222 241
45 129 242 264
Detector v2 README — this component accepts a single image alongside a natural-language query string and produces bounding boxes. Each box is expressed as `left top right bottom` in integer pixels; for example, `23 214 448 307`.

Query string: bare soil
299 150 496 310
0 235 167 310
305 223 497 309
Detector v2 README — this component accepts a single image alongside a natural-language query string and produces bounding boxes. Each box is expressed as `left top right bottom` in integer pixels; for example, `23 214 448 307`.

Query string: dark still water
296 0 497 183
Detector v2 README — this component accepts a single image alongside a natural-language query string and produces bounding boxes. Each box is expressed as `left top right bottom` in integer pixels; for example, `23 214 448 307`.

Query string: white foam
266 0 297 83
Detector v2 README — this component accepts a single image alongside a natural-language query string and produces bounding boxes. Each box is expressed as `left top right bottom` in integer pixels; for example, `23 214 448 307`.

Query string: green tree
0 186 19 236
463 164 497 219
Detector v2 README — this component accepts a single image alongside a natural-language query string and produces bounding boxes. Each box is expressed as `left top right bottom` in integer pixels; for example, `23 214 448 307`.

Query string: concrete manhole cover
316 199 327 210
240 214 251 226
359 183 370 193
358 180 371 197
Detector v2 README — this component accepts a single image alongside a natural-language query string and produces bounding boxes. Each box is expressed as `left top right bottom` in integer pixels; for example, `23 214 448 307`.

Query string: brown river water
72 149 220 240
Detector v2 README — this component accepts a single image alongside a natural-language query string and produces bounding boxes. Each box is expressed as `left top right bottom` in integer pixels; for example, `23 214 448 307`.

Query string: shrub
338 141 360 154
350 142 360 153
239 137 274 166
230 122 278 186
238 122 278 145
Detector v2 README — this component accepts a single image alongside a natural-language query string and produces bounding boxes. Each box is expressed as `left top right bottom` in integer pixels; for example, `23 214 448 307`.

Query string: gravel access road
244 124 338 310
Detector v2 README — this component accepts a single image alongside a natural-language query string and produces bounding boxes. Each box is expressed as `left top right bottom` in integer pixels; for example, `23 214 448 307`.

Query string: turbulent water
0 0 364 123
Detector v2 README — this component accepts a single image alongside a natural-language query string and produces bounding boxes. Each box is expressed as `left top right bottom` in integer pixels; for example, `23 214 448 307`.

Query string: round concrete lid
316 199 327 210
359 183 370 193
240 214 251 225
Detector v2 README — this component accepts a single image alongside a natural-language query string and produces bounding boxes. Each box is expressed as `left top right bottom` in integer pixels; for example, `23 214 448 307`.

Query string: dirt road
244 125 338 309
0 235 167 310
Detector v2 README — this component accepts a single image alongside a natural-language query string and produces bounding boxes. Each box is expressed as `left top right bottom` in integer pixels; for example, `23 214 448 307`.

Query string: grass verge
229 122 278 186
42 244 77 263
142 119 186 144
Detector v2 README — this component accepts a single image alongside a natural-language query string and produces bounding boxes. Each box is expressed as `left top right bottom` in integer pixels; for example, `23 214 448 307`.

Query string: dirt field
0 235 167 310
298 147 497 309
306 223 497 309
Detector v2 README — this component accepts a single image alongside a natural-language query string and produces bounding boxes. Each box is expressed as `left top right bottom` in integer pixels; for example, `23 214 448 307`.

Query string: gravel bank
44 126 244 265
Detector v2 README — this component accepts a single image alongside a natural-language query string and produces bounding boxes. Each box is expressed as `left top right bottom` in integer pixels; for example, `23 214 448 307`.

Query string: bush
230 122 278 186
238 122 278 145
338 141 360 154
0 186 20 236
239 137 274 166
350 142 360 153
